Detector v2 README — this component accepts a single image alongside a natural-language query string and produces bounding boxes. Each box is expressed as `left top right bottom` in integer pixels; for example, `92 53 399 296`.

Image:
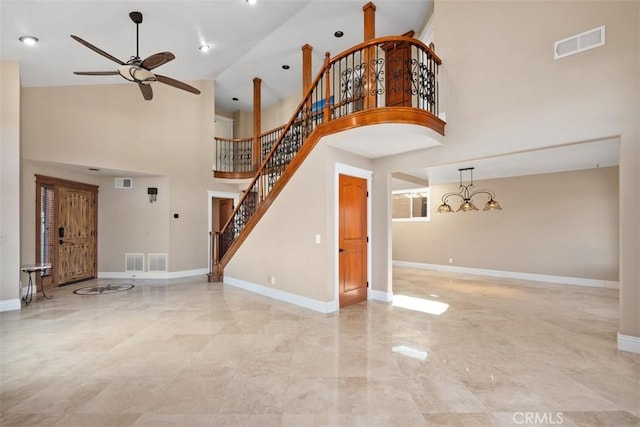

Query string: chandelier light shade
437 167 502 213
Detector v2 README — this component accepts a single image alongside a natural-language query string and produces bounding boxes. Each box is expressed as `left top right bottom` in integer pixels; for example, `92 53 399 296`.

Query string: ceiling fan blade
73 71 119 76
70 35 125 65
155 74 201 95
141 52 175 71
138 83 153 101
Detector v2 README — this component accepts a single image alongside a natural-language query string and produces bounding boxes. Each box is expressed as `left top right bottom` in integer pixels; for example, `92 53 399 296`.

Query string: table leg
22 272 33 305
40 270 51 299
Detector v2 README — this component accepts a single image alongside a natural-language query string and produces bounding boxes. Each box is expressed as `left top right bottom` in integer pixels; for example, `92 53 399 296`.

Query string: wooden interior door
218 198 234 231
382 30 415 107
339 174 368 308
56 183 97 285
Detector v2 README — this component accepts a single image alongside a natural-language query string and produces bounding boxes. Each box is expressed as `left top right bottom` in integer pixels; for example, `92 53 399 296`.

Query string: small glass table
20 263 52 305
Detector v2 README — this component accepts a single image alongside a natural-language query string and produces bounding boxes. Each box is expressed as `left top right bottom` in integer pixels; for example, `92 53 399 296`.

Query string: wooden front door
339 174 368 307
57 186 97 284
36 175 98 287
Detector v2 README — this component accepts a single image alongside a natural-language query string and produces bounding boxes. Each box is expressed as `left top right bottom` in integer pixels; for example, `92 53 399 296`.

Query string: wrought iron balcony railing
212 35 443 270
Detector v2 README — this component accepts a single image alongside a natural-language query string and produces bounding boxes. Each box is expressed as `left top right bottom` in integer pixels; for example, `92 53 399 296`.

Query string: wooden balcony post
253 77 262 171
324 52 331 123
363 2 377 110
363 2 376 41
303 44 314 132
302 44 313 93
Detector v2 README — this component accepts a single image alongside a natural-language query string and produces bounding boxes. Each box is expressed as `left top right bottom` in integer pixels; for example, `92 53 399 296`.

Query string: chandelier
436 167 502 213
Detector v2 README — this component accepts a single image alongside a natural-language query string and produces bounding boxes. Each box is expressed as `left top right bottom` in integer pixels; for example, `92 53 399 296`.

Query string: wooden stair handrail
216 35 443 267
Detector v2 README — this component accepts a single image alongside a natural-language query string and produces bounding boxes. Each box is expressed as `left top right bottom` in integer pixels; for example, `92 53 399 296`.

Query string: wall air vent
148 253 168 272
125 253 144 272
115 177 133 189
554 25 605 60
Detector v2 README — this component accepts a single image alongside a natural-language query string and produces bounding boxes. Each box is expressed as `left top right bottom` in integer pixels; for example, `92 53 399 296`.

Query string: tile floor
1 268 638 426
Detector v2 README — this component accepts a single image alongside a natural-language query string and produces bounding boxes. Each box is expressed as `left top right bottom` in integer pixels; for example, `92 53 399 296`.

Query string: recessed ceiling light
199 44 211 52
232 97 239 101
334 31 344 38
19 36 39 46
282 64 290 70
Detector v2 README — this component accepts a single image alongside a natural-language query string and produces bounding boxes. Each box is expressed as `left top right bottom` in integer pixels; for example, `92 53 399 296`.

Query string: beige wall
98 175 171 272
214 106 234 120
225 142 373 302
233 109 253 139
0 62 21 306
393 167 619 280
232 89 303 138
261 89 303 132
21 80 238 274
372 1 638 337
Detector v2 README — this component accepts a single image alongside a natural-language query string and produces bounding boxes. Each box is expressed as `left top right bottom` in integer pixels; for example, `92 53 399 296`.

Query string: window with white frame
392 188 430 221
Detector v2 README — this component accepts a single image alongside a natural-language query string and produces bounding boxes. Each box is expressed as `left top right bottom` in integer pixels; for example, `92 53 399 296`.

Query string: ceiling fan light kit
117 65 156 83
71 11 200 100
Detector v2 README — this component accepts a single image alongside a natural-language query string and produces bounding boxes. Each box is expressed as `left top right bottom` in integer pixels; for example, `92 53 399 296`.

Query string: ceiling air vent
115 177 133 189
554 25 605 60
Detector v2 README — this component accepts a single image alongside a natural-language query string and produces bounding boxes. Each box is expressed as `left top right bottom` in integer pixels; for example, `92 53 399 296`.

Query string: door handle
59 239 64 245
339 247 346 253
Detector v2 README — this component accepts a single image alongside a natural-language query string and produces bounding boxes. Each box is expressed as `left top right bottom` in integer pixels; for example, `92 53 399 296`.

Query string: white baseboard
225 276 338 313
617 332 640 354
0 299 21 312
98 268 208 280
369 289 393 302
393 261 619 289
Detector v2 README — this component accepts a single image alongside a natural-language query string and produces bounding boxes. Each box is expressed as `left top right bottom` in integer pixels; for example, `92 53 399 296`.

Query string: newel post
302 44 313 93
303 44 314 130
363 1 377 110
252 77 262 171
363 2 376 40
208 231 224 283
323 52 331 123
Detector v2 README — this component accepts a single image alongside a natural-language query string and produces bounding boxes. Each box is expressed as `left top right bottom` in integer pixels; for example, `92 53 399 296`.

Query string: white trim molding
98 268 208 280
0 299 21 312
393 261 619 289
225 276 339 313
334 163 374 307
617 332 640 354
369 289 393 303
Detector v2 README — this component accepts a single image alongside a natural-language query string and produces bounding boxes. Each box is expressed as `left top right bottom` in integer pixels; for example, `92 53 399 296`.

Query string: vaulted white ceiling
0 0 431 112
2 1 619 180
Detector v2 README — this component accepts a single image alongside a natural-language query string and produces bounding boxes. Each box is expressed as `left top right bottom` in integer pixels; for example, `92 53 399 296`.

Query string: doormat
73 283 134 295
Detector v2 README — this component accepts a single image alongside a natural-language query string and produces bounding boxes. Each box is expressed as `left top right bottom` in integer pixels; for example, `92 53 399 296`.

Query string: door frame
35 175 99 287
334 163 372 307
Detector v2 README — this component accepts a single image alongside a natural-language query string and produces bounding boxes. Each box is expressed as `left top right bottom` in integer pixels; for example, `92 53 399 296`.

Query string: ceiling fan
71 11 201 101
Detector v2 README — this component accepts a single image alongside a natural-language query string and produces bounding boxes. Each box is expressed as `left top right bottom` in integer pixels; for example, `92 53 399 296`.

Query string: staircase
210 35 444 281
